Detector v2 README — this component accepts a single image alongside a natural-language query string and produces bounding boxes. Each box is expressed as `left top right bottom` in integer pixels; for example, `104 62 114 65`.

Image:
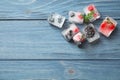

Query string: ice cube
48 13 66 28
99 17 117 37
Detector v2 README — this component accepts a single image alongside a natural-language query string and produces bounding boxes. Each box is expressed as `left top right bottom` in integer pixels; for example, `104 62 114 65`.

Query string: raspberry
78 14 83 19
88 5 94 11
74 28 79 33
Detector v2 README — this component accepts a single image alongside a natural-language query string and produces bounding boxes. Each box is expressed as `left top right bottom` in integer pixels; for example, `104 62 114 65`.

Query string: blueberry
49 18 54 22
58 17 62 23
69 30 73 36
70 12 75 17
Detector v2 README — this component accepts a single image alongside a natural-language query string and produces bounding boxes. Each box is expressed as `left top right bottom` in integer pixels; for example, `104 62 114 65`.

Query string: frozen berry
70 12 75 17
88 5 94 11
74 28 79 33
78 14 83 19
85 26 95 38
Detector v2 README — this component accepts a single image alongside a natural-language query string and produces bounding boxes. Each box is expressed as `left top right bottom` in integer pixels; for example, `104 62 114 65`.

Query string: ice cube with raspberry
69 11 84 24
84 4 100 22
73 32 85 45
62 24 80 42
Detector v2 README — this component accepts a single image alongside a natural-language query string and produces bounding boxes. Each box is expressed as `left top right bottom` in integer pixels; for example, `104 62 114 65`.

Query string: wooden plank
0 20 120 59
0 0 119 19
0 60 120 80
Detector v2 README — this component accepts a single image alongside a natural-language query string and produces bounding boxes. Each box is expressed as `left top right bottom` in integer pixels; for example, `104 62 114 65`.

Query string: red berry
109 24 115 30
78 14 83 19
88 5 94 11
74 28 79 33
93 13 97 18
100 21 107 29
81 37 85 42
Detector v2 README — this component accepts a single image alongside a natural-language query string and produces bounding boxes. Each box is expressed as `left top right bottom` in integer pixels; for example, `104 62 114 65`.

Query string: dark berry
70 12 75 17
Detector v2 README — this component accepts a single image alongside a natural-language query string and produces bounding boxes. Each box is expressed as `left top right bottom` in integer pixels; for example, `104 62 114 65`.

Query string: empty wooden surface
0 60 120 80
0 0 120 80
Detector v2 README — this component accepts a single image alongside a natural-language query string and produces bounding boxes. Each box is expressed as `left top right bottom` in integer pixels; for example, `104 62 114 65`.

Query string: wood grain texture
0 0 119 59
0 60 120 80
0 0 119 19
0 20 120 59
0 0 120 79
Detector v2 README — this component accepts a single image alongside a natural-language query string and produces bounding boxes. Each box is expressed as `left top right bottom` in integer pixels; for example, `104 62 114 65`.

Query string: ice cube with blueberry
68 11 84 24
62 24 80 42
48 13 66 28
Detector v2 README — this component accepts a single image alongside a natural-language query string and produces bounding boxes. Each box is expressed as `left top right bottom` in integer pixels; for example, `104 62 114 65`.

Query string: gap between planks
0 59 120 61
0 18 119 21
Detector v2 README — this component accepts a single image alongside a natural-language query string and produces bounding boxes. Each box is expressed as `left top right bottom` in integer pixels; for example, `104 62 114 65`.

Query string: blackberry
85 26 95 38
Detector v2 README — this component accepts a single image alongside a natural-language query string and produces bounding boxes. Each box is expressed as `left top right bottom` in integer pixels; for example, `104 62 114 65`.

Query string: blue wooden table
0 0 120 80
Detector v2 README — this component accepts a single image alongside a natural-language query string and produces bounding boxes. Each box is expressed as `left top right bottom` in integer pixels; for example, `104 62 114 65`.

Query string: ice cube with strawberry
99 17 117 37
